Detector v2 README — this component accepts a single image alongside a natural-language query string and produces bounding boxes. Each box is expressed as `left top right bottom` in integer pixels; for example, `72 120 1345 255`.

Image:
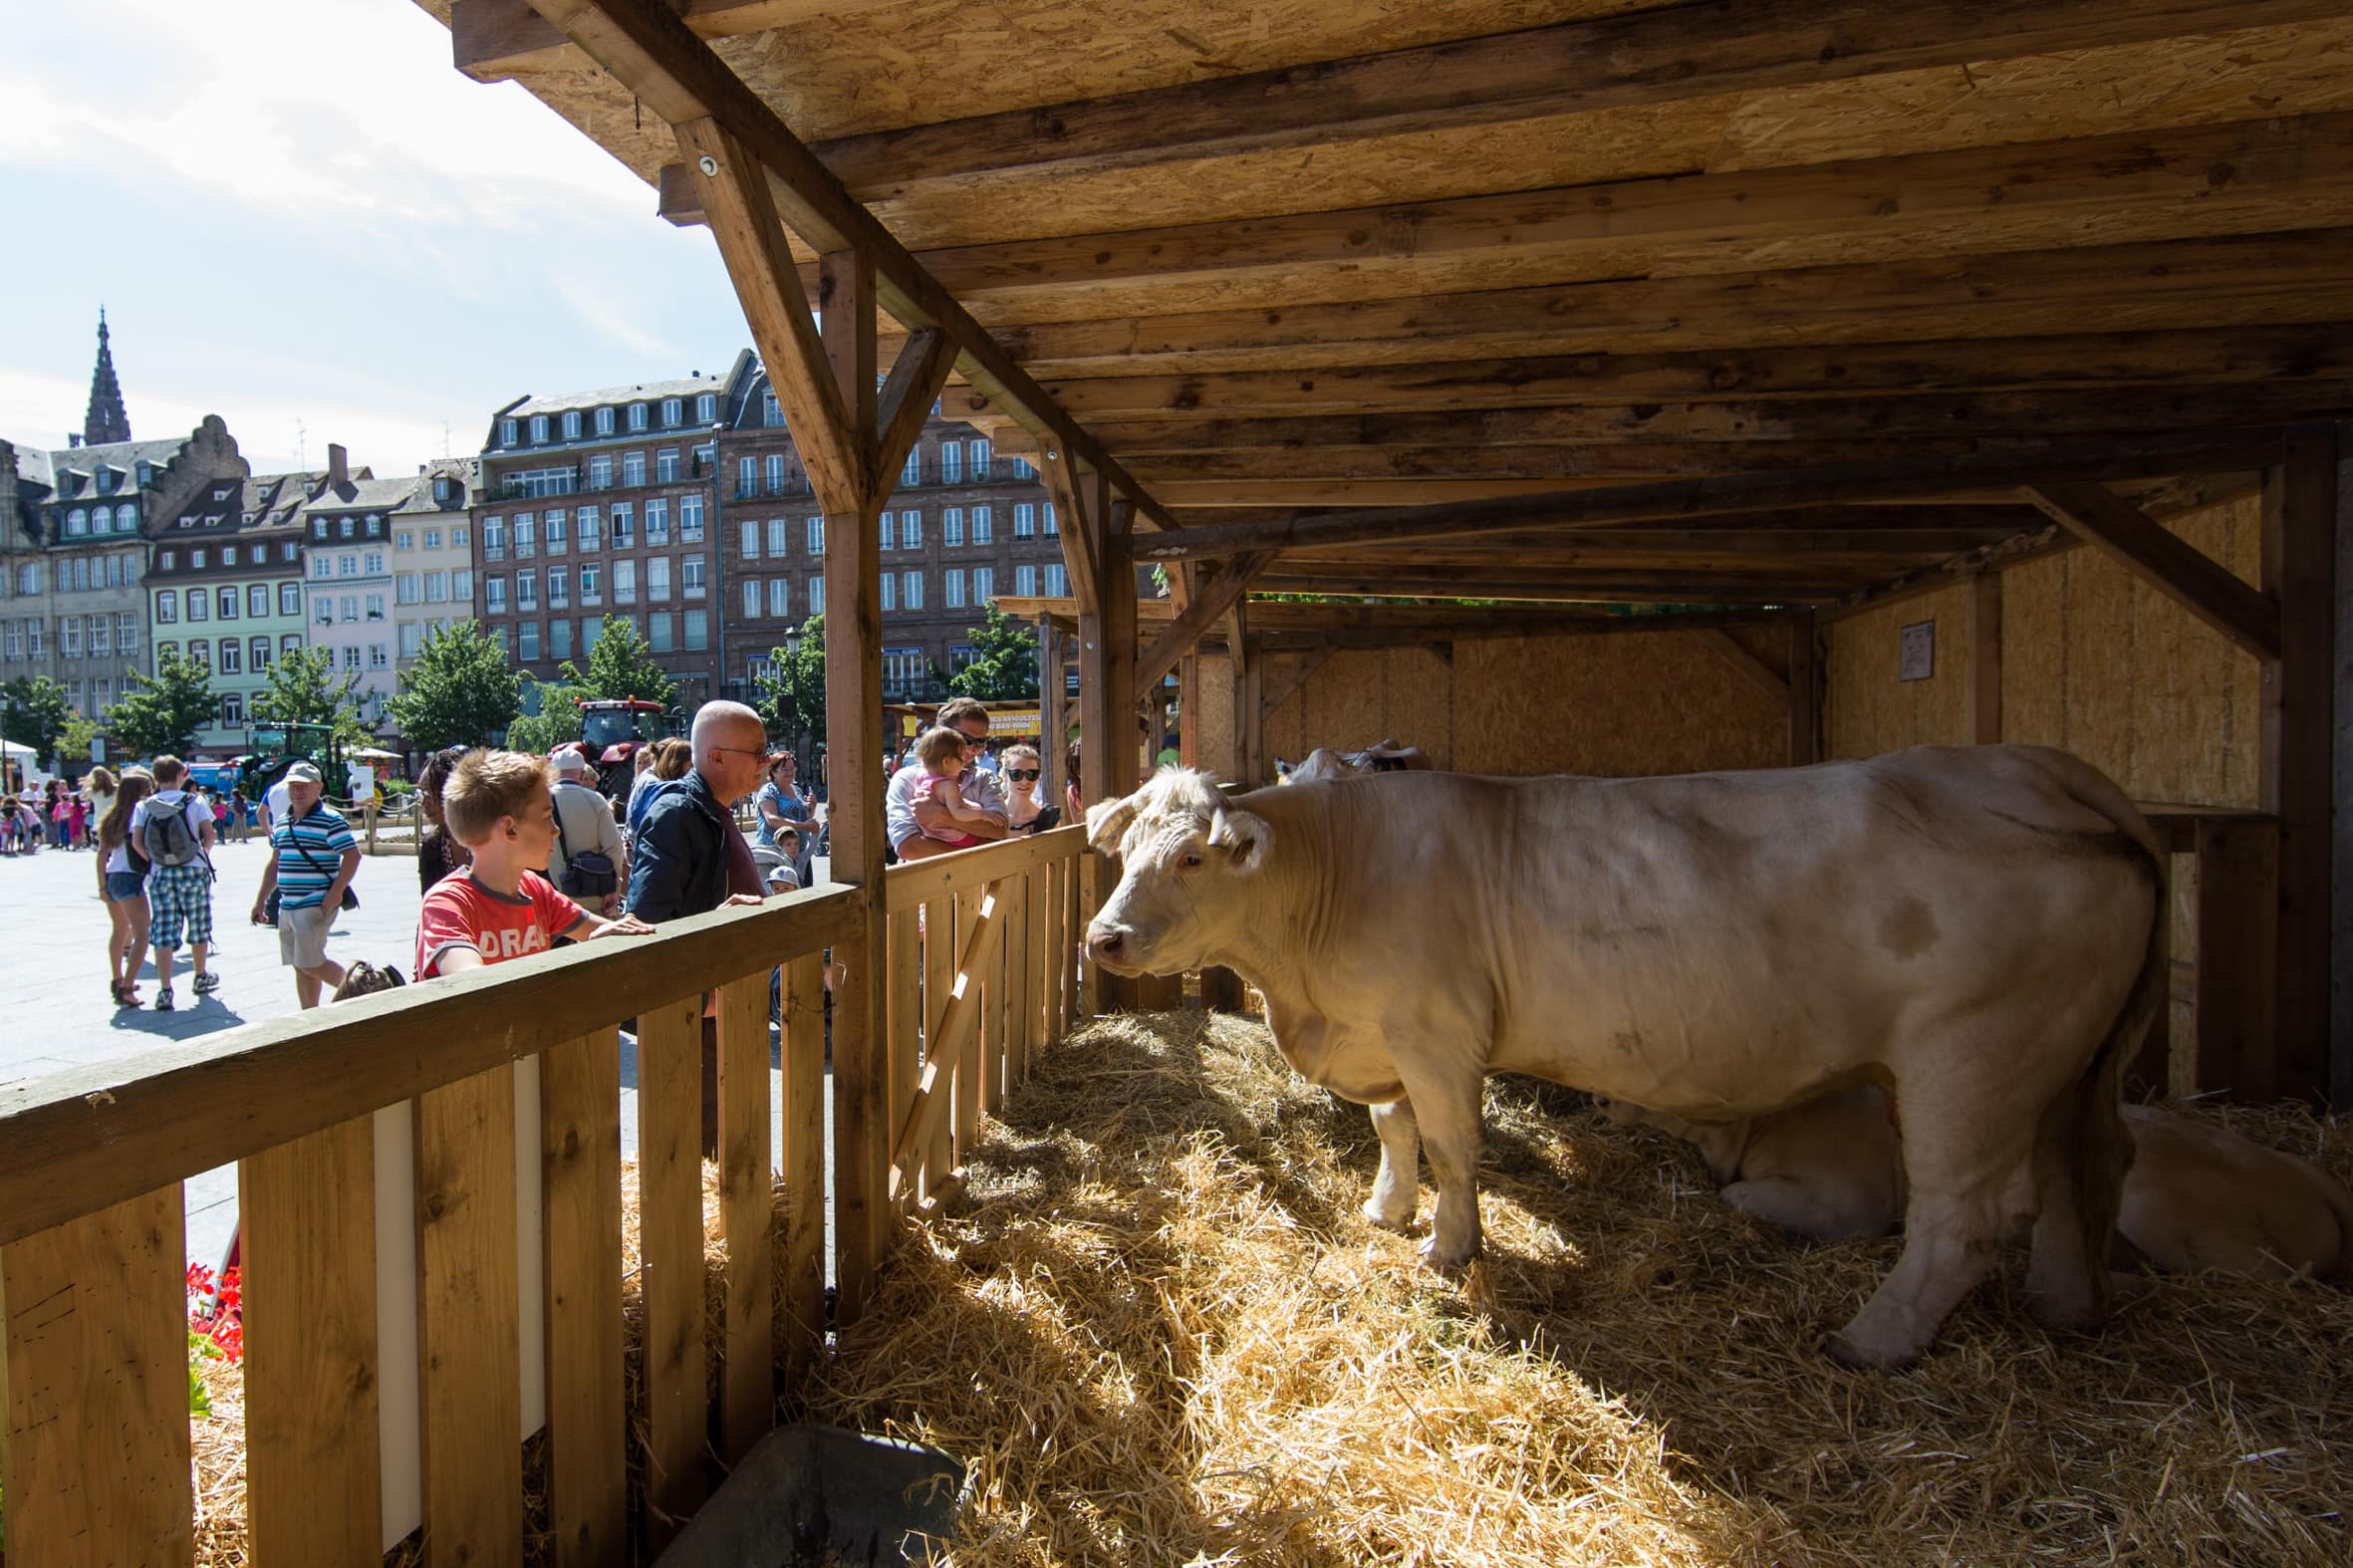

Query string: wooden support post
537 1030 625 1568
1079 487 1141 1010
1178 653 1199 768
1787 613 1821 767
634 996 705 1555
1241 637 1266 786
1037 618 1063 805
2196 819 2281 1099
1968 572 2003 744
779 953 827 1387
2260 427 2340 1102
713 974 773 1460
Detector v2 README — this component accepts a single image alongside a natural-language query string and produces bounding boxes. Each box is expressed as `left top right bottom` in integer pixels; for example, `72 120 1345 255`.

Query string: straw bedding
182 1008 2349 1566
801 1010 2351 1568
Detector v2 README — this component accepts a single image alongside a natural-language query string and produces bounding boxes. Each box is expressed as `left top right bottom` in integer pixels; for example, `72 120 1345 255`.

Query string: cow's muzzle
1085 921 1145 975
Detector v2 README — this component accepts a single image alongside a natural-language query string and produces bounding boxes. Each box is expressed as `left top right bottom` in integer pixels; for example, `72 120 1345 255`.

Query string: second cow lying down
1601 1090 2353 1281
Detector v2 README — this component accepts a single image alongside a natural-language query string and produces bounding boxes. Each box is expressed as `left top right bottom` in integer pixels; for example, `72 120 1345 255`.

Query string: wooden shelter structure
3 2 2349 1562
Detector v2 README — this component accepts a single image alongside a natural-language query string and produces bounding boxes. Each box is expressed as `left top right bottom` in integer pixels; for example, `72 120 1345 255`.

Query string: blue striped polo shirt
271 804 358 909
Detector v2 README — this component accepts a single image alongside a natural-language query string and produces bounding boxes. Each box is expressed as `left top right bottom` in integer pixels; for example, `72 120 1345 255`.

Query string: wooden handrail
0 884 859 1247
884 821 1089 914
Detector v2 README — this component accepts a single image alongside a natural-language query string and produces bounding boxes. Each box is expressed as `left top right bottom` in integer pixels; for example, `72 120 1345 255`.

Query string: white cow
1084 746 2164 1367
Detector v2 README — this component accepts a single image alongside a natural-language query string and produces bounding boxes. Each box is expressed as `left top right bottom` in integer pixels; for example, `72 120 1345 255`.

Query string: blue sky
0 0 753 476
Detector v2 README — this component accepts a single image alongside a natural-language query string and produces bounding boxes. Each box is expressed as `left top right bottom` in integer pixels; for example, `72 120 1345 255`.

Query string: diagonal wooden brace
888 880 1009 1197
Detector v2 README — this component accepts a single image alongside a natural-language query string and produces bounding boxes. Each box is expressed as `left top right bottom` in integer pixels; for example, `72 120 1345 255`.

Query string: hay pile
803 1010 2352 1567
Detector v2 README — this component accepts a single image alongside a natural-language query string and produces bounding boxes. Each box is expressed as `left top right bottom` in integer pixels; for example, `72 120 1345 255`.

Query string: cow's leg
1721 1176 1881 1243
1390 1053 1486 1268
1829 1108 2030 1368
2023 1083 2110 1329
1364 1097 1422 1232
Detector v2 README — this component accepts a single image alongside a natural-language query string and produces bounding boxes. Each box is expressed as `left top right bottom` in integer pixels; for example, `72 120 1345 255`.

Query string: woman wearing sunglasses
1001 744 1054 832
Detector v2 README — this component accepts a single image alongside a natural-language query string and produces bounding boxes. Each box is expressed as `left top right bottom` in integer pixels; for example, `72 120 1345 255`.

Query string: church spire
82 307 131 447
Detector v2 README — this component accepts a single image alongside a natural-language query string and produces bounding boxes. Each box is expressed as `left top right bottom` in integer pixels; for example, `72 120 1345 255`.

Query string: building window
580 562 601 605
369 643 389 670
740 520 760 559
342 596 361 623
425 571 448 604
186 588 208 622
251 636 272 669
944 569 964 608
219 638 242 674
661 397 681 426
763 518 787 557
365 551 386 574
339 554 358 577
367 592 388 621
681 555 705 599
549 567 570 610
648 556 671 601
589 455 613 490
577 506 601 551
549 617 572 660
482 515 505 557
158 548 177 570
806 517 824 555
281 633 302 656
396 574 419 605
517 571 538 612
218 587 238 621
596 406 615 435
514 514 536 558
485 576 506 613
972 506 993 544
90 615 111 654
647 498 669 546
623 451 646 487
1014 503 1036 538
62 618 82 657
943 507 963 547
684 610 708 651
248 584 269 617
765 454 788 494
562 410 581 439
696 392 715 422
154 592 178 626
279 583 301 616
518 621 540 661
1044 563 1066 597
119 501 138 529
941 442 961 484
614 560 637 603
648 611 673 653
500 418 519 446
768 578 791 619
656 449 679 483
737 457 755 497
221 692 244 726
530 414 549 443
809 576 825 614
743 579 762 618
190 641 210 669
1016 564 1039 596
883 648 925 696
880 574 896 612
66 508 88 536
400 622 424 659
969 438 991 479
880 512 895 552
311 556 332 581
394 531 413 552
904 571 924 610
545 510 567 553
680 493 703 542
972 566 994 603
902 446 921 486
1043 501 1058 536
453 568 471 599
119 612 136 646
762 390 782 427
629 402 649 431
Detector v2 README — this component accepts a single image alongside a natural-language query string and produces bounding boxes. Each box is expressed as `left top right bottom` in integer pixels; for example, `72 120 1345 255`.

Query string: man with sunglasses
886 694 1010 862
626 700 772 924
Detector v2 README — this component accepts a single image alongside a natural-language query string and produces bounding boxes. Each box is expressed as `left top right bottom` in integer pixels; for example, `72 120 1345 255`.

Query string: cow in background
1276 740 1433 785
1605 1090 2352 1282
1084 746 2164 1367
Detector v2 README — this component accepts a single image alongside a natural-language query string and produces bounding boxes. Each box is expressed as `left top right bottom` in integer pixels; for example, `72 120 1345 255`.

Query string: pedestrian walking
414 746 472 894
250 761 359 1010
132 755 221 1011
96 767 154 1007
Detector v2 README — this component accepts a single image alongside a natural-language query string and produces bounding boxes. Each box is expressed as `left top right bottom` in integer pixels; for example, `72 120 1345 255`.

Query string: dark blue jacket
625 773 730 923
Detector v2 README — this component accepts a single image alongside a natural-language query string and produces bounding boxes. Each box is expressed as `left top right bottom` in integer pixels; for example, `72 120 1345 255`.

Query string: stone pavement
0 837 833 1272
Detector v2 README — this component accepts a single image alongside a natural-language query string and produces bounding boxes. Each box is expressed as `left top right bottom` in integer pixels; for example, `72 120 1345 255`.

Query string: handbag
552 788 619 898
284 817 361 912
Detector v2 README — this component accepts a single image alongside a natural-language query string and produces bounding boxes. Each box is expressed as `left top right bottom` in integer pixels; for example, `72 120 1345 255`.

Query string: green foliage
756 615 826 745
1 675 72 765
946 603 1040 701
105 649 221 758
503 678 586 754
387 621 521 752
566 615 675 707
251 644 368 747
57 713 101 766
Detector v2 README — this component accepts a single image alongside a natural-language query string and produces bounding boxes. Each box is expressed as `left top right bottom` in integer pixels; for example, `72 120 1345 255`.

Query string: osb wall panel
1260 647 1456 776
1451 631 1782 778
1195 652 1236 775
2000 493 2263 807
1826 584 1973 761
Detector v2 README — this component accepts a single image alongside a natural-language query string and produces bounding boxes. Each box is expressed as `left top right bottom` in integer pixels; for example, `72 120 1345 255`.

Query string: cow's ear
1208 808 1272 874
1086 793 1140 851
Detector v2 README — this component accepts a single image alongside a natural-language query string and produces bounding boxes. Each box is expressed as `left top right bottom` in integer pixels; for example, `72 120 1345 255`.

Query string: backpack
552 787 619 898
141 793 203 869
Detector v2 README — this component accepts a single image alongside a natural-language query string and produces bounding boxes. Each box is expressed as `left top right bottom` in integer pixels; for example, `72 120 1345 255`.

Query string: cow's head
1083 768 1271 976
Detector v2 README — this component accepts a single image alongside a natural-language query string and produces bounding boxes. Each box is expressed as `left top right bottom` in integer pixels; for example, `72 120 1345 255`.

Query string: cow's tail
2057 766 2166 1319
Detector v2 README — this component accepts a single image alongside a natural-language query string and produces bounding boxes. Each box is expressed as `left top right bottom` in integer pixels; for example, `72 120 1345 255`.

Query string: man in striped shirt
249 761 360 1009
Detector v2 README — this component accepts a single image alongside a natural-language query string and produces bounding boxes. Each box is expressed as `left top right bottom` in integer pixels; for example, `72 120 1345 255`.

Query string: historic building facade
0 319 246 720
147 466 329 756
713 366 1067 707
469 353 754 709
299 453 410 731
390 458 478 685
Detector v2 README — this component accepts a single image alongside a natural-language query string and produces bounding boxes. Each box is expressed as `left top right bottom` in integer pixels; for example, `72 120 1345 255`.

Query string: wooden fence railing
0 825 1095 1566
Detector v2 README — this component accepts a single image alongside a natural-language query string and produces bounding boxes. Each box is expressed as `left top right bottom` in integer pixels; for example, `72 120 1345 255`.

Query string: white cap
551 749 591 776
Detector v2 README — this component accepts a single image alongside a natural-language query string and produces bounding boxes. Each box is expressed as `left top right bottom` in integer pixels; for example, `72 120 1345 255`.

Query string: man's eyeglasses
1007 768 1042 782
709 745 767 760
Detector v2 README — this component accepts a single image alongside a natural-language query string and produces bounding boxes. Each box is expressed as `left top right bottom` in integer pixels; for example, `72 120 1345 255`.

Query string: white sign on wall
1899 621 1936 682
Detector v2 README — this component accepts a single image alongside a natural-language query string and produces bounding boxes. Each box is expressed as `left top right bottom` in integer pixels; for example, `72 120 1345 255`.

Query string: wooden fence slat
780 954 828 1389
887 908 921 1215
921 896 954 1196
953 893 983 1162
1048 856 1070 1043
240 1118 383 1566
635 995 707 1553
714 976 775 1463
539 1029 625 1568
1078 856 1100 1020
889 890 1013 1194
1005 873 1032 1092
413 1066 524 1568
1 1187 192 1567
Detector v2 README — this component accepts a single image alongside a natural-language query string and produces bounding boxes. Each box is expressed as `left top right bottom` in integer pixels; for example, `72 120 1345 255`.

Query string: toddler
914 725 993 849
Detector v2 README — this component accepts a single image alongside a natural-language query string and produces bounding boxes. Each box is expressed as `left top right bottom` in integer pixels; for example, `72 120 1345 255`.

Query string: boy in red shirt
417 749 653 978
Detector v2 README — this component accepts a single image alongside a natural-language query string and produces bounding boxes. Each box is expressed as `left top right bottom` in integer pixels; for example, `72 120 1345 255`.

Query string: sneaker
154 988 175 1012
192 972 221 996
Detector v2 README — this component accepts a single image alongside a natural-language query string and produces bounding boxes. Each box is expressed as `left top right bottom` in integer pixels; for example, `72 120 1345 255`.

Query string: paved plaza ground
0 834 830 1270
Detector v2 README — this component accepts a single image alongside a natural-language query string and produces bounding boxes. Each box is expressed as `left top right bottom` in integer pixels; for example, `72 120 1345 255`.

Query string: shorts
146 864 214 949
105 871 146 903
278 902 336 969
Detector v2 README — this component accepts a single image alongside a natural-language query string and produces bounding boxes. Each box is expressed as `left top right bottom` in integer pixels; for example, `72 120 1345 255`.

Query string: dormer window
433 478 451 503
138 462 155 487
530 414 550 443
96 468 117 494
562 410 582 439
340 518 356 539
595 406 615 435
661 397 682 426
500 418 519 446
696 392 716 422
313 520 328 540
629 402 649 431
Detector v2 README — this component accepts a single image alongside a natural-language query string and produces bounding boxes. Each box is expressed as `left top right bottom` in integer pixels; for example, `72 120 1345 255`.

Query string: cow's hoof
1418 1235 1478 1272
1362 1199 1417 1233
1824 1329 1922 1371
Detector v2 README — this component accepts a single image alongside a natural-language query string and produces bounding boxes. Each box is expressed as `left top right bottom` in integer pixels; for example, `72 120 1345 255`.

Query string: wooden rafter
2021 480 2283 660
1263 648 1334 720
872 327 954 498
1132 555 1270 702
1689 630 1791 705
518 0 1177 530
1137 432 2286 562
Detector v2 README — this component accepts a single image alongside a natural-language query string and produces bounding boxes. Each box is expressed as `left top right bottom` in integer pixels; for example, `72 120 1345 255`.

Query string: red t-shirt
415 870 587 978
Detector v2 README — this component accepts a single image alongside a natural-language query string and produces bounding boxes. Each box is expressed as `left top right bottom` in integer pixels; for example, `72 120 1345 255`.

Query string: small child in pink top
914 725 993 850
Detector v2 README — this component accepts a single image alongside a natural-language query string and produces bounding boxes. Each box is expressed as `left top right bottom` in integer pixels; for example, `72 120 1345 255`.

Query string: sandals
192 972 222 997
111 979 139 1007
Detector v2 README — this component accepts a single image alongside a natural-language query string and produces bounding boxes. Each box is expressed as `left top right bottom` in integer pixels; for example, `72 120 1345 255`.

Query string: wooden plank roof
419 0 2353 609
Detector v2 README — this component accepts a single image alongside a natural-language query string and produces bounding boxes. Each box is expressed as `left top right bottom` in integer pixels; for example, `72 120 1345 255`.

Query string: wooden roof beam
1132 555 1270 703
1137 432 2286 562
514 0 1177 531
911 114 2353 306
454 0 896 82
801 0 2346 194
1253 573 1853 605
2022 480 2282 659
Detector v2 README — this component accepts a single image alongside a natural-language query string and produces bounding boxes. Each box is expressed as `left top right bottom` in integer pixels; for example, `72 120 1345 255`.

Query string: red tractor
553 697 672 797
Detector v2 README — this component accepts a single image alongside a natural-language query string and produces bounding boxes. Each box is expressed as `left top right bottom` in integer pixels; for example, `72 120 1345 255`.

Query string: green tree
252 645 369 747
755 615 826 747
0 675 72 766
57 714 101 767
568 615 675 707
946 603 1040 701
503 677 586 754
388 621 521 752
106 649 221 758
